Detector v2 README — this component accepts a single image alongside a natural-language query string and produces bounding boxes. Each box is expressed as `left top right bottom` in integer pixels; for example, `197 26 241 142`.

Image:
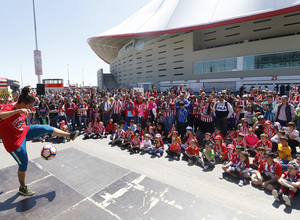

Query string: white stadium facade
88 0 300 92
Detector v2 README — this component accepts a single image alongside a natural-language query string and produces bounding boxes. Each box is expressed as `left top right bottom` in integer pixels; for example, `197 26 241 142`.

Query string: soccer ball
41 145 57 160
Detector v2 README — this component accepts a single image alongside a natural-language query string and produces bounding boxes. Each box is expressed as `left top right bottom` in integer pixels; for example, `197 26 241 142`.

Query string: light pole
32 0 42 84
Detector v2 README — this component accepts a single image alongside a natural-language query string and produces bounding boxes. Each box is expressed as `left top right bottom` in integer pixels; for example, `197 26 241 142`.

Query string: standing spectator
263 95 277 121
48 99 59 127
280 84 285 96
124 97 135 126
36 99 49 125
200 99 214 134
112 95 123 124
177 102 188 138
213 94 233 137
77 98 88 132
64 97 76 132
137 98 149 129
100 96 112 127
147 97 157 123
275 95 295 127
161 96 175 136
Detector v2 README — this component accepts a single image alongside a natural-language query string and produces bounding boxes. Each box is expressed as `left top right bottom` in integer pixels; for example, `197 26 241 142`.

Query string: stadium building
88 0 300 92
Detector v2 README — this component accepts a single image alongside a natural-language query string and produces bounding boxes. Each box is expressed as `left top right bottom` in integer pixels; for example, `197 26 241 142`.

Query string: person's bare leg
52 127 70 138
18 170 26 188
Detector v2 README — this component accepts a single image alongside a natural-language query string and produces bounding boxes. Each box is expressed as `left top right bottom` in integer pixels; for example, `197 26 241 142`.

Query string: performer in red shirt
0 87 79 196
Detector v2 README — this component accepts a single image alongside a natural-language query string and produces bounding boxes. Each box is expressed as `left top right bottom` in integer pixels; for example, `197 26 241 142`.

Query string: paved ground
0 135 299 220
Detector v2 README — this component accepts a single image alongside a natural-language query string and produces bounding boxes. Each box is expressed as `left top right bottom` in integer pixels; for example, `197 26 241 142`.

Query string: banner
0 78 9 101
34 50 43 75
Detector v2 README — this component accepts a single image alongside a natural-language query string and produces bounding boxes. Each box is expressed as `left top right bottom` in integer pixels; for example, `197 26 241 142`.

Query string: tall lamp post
32 0 42 84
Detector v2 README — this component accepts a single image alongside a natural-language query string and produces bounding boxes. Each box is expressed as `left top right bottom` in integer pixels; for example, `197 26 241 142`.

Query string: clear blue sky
0 0 150 87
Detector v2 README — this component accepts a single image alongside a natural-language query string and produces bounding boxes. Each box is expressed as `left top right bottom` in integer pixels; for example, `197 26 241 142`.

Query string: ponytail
17 86 36 105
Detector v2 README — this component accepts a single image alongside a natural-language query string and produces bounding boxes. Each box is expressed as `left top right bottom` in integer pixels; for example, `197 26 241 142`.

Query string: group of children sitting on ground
54 114 298 207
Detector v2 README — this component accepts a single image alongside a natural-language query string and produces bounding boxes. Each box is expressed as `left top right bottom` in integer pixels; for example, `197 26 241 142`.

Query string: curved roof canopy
88 0 300 63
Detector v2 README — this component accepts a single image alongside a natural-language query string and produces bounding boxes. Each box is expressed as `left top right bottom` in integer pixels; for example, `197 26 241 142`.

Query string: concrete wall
110 32 300 90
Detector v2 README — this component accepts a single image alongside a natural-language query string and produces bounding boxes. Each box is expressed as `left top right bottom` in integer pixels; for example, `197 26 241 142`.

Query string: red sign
271 76 277 80
196 80 200 83
34 50 43 75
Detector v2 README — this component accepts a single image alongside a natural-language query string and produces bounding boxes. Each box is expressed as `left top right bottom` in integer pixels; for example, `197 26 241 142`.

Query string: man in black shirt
49 99 59 127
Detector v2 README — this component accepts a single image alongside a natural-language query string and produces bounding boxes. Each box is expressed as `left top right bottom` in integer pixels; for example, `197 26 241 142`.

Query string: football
41 145 57 160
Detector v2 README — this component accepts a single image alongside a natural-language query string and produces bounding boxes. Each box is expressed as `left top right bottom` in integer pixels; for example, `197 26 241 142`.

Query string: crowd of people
1 83 300 205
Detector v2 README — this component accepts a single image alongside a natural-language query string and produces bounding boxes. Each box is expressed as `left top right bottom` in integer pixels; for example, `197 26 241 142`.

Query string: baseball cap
227 144 235 150
186 126 193 131
215 135 223 140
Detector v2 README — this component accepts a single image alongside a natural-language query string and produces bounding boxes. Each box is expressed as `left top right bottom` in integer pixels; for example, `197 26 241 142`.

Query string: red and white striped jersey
200 106 213 122
258 160 282 178
112 100 123 114
115 129 125 138
161 101 175 117
123 131 134 141
232 157 250 170
237 100 248 109
263 127 276 139
281 171 300 182
96 125 106 134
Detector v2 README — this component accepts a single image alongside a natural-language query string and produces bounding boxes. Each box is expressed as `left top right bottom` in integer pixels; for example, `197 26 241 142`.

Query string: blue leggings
10 125 54 172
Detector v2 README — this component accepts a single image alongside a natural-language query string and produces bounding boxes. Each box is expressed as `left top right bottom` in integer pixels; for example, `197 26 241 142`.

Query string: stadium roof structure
88 0 300 64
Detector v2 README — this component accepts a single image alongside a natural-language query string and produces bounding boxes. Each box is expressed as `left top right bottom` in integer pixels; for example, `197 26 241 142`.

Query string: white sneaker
283 195 292 206
188 159 193 164
203 165 208 170
238 180 244 187
272 189 280 202
219 173 224 179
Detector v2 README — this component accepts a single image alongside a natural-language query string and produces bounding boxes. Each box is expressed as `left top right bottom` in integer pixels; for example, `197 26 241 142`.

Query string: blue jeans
102 113 111 127
67 115 75 131
10 125 54 171
163 116 173 135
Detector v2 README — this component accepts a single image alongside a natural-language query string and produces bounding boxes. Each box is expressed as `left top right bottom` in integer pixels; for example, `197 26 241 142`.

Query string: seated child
250 147 266 170
141 134 152 153
200 142 215 170
245 128 259 157
83 122 95 140
253 133 272 154
220 151 250 187
121 126 134 149
251 151 282 192
109 125 125 146
225 127 238 146
57 120 68 143
277 136 293 171
182 139 201 165
166 137 181 160
156 123 165 140
147 126 156 143
129 119 137 132
129 133 141 153
232 133 246 149
270 130 285 152
237 118 249 135
200 132 214 150
106 119 115 134
150 133 164 157
224 144 237 164
272 161 300 207
262 120 276 140
135 123 144 140
212 127 224 140
213 135 228 162
167 124 177 143
182 131 199 153
94 122 107 139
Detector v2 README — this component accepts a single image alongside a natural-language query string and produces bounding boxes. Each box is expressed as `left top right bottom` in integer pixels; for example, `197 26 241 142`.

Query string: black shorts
261 173 280 189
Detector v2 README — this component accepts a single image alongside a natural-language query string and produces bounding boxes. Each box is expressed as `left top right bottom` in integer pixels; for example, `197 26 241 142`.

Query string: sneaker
272 189 280 202
19 186 34 196
283 195 292 206
70 131 80 141
219 173 224 179
188 159 193 164
203 165 208 170
238 180 244 187
108 141 112 145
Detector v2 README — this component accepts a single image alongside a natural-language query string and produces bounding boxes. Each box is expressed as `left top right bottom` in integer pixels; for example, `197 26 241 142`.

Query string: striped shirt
162 101 175 117
112 100 123 114
200 106 213 122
